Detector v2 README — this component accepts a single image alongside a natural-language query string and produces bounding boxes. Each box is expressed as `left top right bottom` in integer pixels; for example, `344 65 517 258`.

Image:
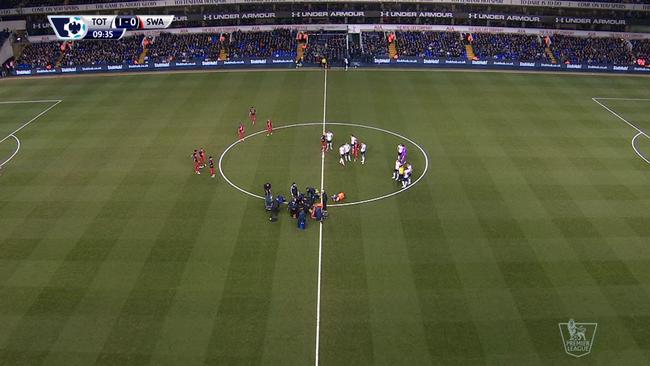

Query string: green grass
0 70 650 365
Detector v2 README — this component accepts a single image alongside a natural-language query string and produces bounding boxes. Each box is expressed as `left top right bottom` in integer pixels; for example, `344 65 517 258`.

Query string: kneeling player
331 192 345 202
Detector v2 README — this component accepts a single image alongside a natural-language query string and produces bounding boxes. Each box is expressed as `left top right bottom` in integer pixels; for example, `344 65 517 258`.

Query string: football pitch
1 69 650 365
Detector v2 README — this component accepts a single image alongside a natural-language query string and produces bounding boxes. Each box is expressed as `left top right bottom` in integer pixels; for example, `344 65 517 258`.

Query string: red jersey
199 149 206 161
192 152 199 162
238 125 245 134
249 108 256 116
266 120 273 129
209 158 214 169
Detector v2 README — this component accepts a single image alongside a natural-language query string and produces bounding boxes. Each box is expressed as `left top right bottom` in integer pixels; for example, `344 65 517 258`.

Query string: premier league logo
558 319 598 358
48 16 88 40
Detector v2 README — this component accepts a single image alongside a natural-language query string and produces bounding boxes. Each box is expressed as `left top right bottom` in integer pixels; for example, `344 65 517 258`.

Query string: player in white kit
360 142 367 165
339 145 346 166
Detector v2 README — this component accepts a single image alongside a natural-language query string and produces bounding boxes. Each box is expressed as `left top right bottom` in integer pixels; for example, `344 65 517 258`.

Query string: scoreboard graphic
47 15 174 40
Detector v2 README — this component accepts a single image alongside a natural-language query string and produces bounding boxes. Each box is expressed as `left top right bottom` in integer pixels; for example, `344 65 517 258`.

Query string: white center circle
218 122 430 207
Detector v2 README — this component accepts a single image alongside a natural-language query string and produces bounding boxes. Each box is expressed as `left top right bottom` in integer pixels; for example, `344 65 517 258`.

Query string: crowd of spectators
60 36 143 66
394 31 466 59
18 41 60 68
361 32 388 61
631 39 650 63
472 33 547 62
552 35 634 64
13 30 650 69
229 30 295 59
303 33 348 64
147 33 223 63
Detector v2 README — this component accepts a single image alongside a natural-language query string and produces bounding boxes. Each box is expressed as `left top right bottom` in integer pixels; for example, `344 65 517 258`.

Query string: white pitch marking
592 97 650 165
315 68 327 366
631 132 650 165
0 100 63 145
592 98 650 101
218 122 430 207
0 135 21 168
0 100 63 104
591 97 648 137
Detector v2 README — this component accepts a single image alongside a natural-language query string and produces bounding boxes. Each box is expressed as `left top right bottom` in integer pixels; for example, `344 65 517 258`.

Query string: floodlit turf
0 70 649 365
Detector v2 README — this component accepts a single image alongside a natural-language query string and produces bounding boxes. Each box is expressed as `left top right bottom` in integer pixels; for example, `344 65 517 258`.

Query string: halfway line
315 68 327 366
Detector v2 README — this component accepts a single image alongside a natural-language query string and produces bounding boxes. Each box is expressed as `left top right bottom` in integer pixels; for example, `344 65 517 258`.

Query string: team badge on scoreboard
47 15 174 41
48 16 88 40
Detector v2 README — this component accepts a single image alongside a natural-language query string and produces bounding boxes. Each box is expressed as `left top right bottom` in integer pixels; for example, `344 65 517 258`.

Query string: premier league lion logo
559 319 597 357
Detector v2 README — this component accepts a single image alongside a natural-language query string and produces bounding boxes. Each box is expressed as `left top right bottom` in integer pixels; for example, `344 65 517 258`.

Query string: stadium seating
472 33 548 62
18 42 60 68
14 31 650 69
395 31 466 59
552 35 634 64
303 33 347 64
60 36 144 66
229 30 296 59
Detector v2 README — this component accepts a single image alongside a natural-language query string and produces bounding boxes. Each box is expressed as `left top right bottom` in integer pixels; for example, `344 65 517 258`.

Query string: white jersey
394 160 401 170
405 165 413 176
350 136 357 146
360 143 366 153
397 144 404 154
326 131 333 142
343 143 351 153
339 145 345 155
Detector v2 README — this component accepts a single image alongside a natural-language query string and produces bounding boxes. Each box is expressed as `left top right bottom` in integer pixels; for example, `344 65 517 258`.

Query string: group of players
393 143 414 188
237 107 274 141
191 148 216 178
320 131 368 166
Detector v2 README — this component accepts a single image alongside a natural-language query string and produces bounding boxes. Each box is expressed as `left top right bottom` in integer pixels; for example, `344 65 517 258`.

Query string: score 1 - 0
114 16 141 30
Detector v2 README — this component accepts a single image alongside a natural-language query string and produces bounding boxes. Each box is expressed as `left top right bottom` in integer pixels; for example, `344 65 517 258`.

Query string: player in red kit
352 142 360 161
249 107 257 125
192 150 201 175
208 156 215 178
321 134 327 152
199 148 207 167
266 119 273 136
238 123 245 141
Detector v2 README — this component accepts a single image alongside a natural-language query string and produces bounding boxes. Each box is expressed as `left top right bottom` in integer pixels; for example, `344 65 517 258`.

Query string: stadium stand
361 32 389 59
631 39 650 63
60 36 144 66
395 31 466 59
147 33 221 63
552 35 634 64
13 31 650 69
18 42 60 69
229 30 296 59
303 33 348 65
472 33 548 62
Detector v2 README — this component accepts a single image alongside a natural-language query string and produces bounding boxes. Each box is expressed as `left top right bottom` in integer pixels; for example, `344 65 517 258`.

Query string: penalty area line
591 97 650 165
0 100 62 168
0 135 21 168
